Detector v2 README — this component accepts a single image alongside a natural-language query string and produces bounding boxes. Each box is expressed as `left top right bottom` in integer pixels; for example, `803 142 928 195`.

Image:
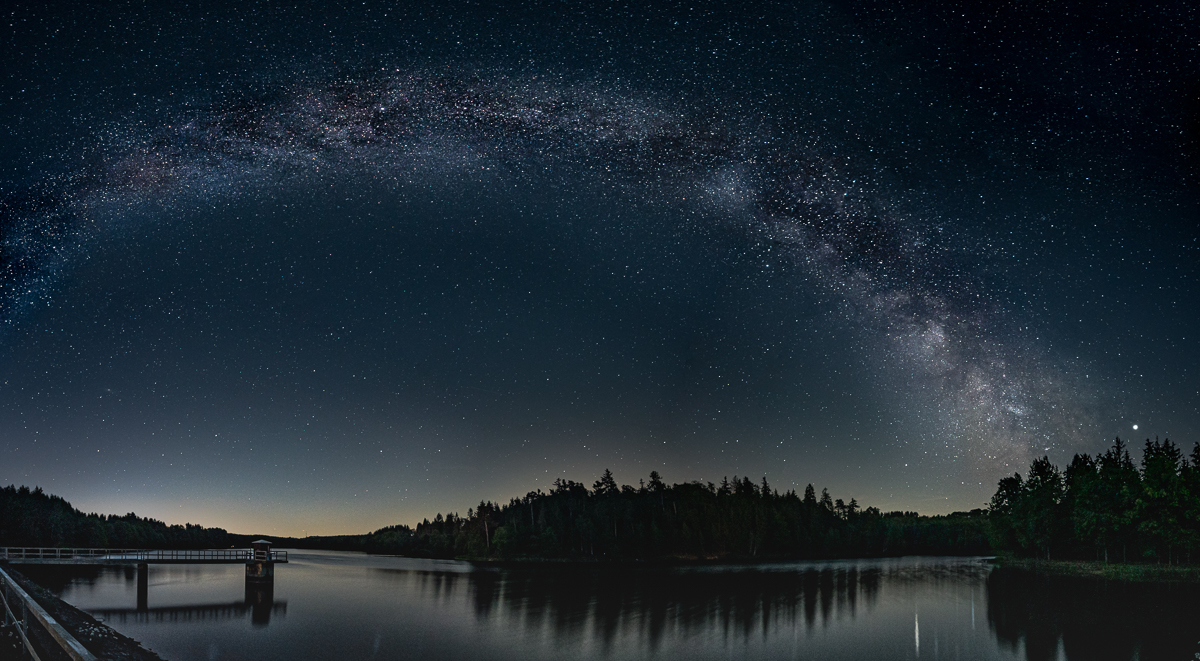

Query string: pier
1 544 287 659
2 544 287 605
0 546 287 565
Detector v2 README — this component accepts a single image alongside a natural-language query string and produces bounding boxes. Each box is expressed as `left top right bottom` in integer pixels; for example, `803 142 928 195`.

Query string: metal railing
1 548 144 560
0 548 287 562
0 565 97 661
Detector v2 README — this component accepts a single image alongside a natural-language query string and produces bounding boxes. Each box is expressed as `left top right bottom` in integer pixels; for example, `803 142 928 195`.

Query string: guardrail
0 548 287 562
1 548 145 560
0 564 97 661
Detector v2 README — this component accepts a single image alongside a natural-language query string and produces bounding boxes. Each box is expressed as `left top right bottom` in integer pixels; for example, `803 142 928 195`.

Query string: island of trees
3 436 1197 565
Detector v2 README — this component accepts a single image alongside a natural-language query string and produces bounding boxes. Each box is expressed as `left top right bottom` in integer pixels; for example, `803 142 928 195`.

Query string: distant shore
992 556 1200 582
461 552 996 567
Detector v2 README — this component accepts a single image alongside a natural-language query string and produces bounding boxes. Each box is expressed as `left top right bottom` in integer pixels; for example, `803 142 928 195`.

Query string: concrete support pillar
245 560 274 582
136 563 148 612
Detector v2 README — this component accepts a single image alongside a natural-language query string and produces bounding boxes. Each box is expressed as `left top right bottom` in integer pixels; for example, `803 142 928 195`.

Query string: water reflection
362 559 1200 661
987 567 1200 661
23 553 1200 661
21 564 287 627
89 598 287 626
370 561 901 654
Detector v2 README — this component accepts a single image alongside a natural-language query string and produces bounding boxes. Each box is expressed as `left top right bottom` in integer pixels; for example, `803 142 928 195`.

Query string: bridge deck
0 548 288 564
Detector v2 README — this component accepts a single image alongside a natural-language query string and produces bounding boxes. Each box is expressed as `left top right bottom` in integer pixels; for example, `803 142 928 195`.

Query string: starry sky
2 0 1198 536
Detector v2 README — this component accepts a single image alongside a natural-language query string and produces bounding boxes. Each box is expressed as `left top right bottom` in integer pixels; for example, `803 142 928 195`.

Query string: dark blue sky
2 0 1198 534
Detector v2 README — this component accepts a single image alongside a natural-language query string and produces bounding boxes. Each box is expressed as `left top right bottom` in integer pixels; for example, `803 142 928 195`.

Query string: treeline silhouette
988 437 1200 564
8 436 1200 566
0 484 231 549
306 471 989 560
2 475 990 561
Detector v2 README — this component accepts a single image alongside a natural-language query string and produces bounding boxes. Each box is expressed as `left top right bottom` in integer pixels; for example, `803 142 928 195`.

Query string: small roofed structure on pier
247 540 275 582
251 540 272 561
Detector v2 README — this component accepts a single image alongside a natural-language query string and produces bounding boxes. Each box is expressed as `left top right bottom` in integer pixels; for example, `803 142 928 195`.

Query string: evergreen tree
593 469 619 496
648 471 665 492
1138 439 1186 564
1063 453 1101 560
984 436 1200 565
1017 457 1064 559
1097 438 1141 563
1183 444 1200 563
989 473 1024 552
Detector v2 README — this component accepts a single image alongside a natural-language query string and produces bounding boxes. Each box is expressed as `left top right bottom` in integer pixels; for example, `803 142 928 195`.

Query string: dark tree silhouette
4 466 999 562
334 468 990 560
0 485 231 549
987 437 1200 565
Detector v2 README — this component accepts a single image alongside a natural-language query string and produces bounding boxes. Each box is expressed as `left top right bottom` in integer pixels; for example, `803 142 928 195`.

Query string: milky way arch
0 68 1093 469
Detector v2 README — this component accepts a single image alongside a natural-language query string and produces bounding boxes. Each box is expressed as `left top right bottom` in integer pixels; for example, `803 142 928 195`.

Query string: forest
988 438 1200 564
0 485 232 549
330 472 990 560
0 476 989 560
5 438 1198 564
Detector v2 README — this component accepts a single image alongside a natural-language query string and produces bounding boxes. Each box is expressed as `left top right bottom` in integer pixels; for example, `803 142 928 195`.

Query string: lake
21 552 1200 661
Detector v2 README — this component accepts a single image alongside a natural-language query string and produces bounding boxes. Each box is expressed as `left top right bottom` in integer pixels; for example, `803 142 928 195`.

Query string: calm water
22 552 1200 661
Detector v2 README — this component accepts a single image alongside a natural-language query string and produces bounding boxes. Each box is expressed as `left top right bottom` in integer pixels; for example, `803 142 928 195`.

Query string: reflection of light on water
915 610 919 658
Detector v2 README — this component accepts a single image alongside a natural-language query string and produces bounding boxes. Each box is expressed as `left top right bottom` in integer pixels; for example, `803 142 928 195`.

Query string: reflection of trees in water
88 600 287 626
22 565 286 626
17 564 107 592
381 565 882 649
986 568 1200 661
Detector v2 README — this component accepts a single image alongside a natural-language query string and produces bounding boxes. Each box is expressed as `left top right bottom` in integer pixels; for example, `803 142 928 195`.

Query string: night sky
3 1 1198 536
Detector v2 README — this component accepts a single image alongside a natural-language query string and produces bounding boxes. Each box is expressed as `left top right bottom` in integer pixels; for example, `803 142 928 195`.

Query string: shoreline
0 562 165 661
992 556 1200 582
469 554 993 567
